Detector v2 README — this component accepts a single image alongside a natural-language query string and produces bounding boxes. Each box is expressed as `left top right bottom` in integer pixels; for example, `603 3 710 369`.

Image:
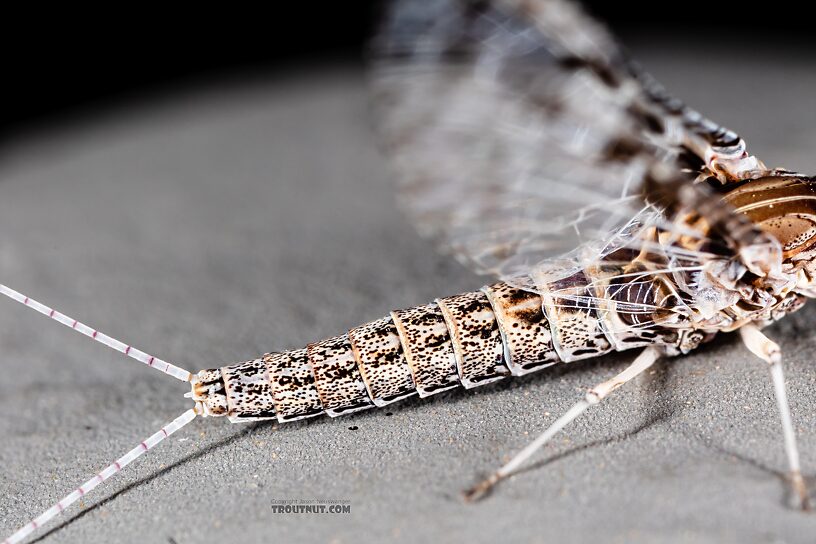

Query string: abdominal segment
202 271 690 422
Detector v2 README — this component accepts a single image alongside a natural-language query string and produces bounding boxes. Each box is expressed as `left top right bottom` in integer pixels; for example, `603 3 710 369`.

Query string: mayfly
3 0 816 542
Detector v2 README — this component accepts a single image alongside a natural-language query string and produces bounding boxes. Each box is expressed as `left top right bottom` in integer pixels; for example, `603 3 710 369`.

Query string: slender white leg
740 323 810 510
463 347 661 501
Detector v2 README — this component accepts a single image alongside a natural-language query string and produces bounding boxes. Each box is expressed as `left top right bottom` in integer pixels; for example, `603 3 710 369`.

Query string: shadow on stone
30 422 264 544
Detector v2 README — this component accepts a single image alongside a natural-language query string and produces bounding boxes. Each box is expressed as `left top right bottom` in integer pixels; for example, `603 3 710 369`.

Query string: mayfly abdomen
201 276 683 422
436 291 511 387
533 267 613 362
348 317 417 406
220 359 277 421
586 258 684 352
390 303 460 397
192 368 230 417
307 335 374 417
264 349 323 423
482 282 558 376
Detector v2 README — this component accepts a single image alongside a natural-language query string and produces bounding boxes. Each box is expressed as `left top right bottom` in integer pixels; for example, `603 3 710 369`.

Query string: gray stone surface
1 45 816 544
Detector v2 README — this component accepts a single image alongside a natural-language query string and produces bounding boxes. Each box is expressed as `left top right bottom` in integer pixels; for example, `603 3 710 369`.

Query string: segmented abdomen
199 274 688 422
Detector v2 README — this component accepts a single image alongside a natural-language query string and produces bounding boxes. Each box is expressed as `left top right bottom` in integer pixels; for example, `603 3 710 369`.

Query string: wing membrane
372 0 780 338
371 0 764 277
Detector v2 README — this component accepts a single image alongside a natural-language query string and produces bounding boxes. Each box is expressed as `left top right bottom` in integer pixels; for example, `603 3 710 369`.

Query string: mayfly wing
370 0 781 342
370 0 770 280
371 1 810 503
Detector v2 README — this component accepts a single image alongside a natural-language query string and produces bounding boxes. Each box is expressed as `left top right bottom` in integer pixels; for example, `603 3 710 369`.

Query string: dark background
1 2 811 141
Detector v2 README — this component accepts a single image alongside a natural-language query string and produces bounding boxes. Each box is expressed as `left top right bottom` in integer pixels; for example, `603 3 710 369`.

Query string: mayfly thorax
4 0 816 542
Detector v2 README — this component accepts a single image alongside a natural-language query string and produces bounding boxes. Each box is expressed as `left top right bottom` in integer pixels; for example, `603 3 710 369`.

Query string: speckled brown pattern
436 291 510 388
193 368 229 417
196 368 222 384
263 349 324 423
390 304 460 397
307 334 374 417
483 282 559 376
220 359 277 422
534 268 613 362
348 317 417 406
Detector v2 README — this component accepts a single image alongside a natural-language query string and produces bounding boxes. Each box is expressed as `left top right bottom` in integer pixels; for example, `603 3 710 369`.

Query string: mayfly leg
463 347 662 501
739 323 811 510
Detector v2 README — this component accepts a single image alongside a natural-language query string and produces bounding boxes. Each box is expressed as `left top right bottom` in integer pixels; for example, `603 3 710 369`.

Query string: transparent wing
371 0 768 282
524 177 786 342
